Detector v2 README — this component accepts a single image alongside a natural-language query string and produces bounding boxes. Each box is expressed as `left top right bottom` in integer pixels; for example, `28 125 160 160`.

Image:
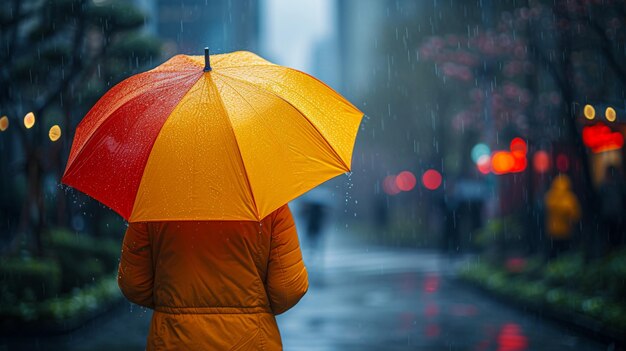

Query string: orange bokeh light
395 171 417 191
0 116 8 131
23 112 35 129
584 104 595 120
422 169 442 190
491 151 515 174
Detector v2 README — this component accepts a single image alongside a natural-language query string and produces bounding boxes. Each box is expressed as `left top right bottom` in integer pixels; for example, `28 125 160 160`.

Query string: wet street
1 228 609 351
278 231 608 351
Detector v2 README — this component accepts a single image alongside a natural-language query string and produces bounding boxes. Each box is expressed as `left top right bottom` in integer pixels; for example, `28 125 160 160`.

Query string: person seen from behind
544 174 581 259
118 204 308 350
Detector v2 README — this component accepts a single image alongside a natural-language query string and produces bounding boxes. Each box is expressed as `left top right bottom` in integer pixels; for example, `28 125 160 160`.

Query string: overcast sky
260 0 335 73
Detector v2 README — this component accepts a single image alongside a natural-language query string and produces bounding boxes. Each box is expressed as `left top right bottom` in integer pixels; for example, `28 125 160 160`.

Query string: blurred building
336 0 387 101
135 0 260 56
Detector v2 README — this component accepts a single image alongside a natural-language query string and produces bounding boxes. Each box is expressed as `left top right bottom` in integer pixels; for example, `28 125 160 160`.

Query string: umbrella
62 49 363 222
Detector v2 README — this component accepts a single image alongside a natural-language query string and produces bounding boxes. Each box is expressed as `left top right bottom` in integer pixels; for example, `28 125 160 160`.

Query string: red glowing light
505 257 527 273
511 155 527 173
556 154 569 172
425 324 441 338
533 151 550 174
423 274 440 293
383 175 401 195
582 123 624 153
497 323 528 351
491 151 515 174
510 138 527 158
477 155 491 174
396 171 417 191
422 169 442 190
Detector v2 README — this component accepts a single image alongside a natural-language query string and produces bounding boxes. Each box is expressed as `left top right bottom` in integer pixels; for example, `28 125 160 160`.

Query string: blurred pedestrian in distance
598 165 626 251
300 198 330 262
544 175 581 259
117 205 308 350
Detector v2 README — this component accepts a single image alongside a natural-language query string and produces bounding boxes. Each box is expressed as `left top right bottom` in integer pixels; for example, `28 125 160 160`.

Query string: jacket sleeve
266 205 309 315
118 222 154 309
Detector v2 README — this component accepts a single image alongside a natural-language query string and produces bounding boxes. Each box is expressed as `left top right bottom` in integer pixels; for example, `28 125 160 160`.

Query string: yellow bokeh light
605 107 616 122
24 112 35 129
0 116 8 131
583 104 595 120
49 125 62 142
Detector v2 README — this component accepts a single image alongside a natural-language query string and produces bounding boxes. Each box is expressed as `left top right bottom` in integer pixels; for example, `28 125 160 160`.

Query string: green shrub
46 229 120 292
544 253 584 285
41 275 121 321
461 255 626 334
0 258 61 303
0 274 121 322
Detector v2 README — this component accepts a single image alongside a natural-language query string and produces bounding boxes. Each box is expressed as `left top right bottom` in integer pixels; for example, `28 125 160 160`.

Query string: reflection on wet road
278 230 607 351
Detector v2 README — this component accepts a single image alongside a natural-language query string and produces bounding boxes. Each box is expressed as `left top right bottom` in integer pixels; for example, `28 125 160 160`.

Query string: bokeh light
49 125 62 142
383 175 401 195
0 116 8 131
422 169 442 190
605 107 616 122
491 151 515 174
556 153 569 172
497 323 528 351
395 171 417 191
533 151 550 173
471 143 490 163
510 137 527 158
582 123 624 153
23 112 35 129
511 156 527 173
584 104 595 120
477 155 491 174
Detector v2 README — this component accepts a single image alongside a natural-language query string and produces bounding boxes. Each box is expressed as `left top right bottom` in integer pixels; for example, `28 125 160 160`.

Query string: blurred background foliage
1 0 161 327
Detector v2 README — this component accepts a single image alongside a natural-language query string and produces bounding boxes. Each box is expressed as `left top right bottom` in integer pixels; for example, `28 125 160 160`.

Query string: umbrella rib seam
126 72 205 220
210 77 261 220
220 65 359 110
214 71 351 172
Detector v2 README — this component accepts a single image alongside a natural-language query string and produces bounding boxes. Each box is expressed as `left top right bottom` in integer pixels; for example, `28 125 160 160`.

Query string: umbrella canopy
62 50 363 222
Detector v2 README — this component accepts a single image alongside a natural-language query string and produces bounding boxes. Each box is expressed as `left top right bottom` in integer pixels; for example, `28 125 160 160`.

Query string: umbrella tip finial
204 47 212 72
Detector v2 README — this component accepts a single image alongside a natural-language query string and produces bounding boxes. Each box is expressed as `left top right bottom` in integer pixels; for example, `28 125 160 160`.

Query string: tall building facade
137 0 260 56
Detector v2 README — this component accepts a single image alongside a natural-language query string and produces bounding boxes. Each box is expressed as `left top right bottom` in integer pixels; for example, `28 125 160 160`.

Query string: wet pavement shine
1 229 610 351
280 241 608 351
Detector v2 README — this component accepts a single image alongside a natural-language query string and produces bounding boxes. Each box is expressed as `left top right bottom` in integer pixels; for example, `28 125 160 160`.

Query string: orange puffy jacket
118 205 308 350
